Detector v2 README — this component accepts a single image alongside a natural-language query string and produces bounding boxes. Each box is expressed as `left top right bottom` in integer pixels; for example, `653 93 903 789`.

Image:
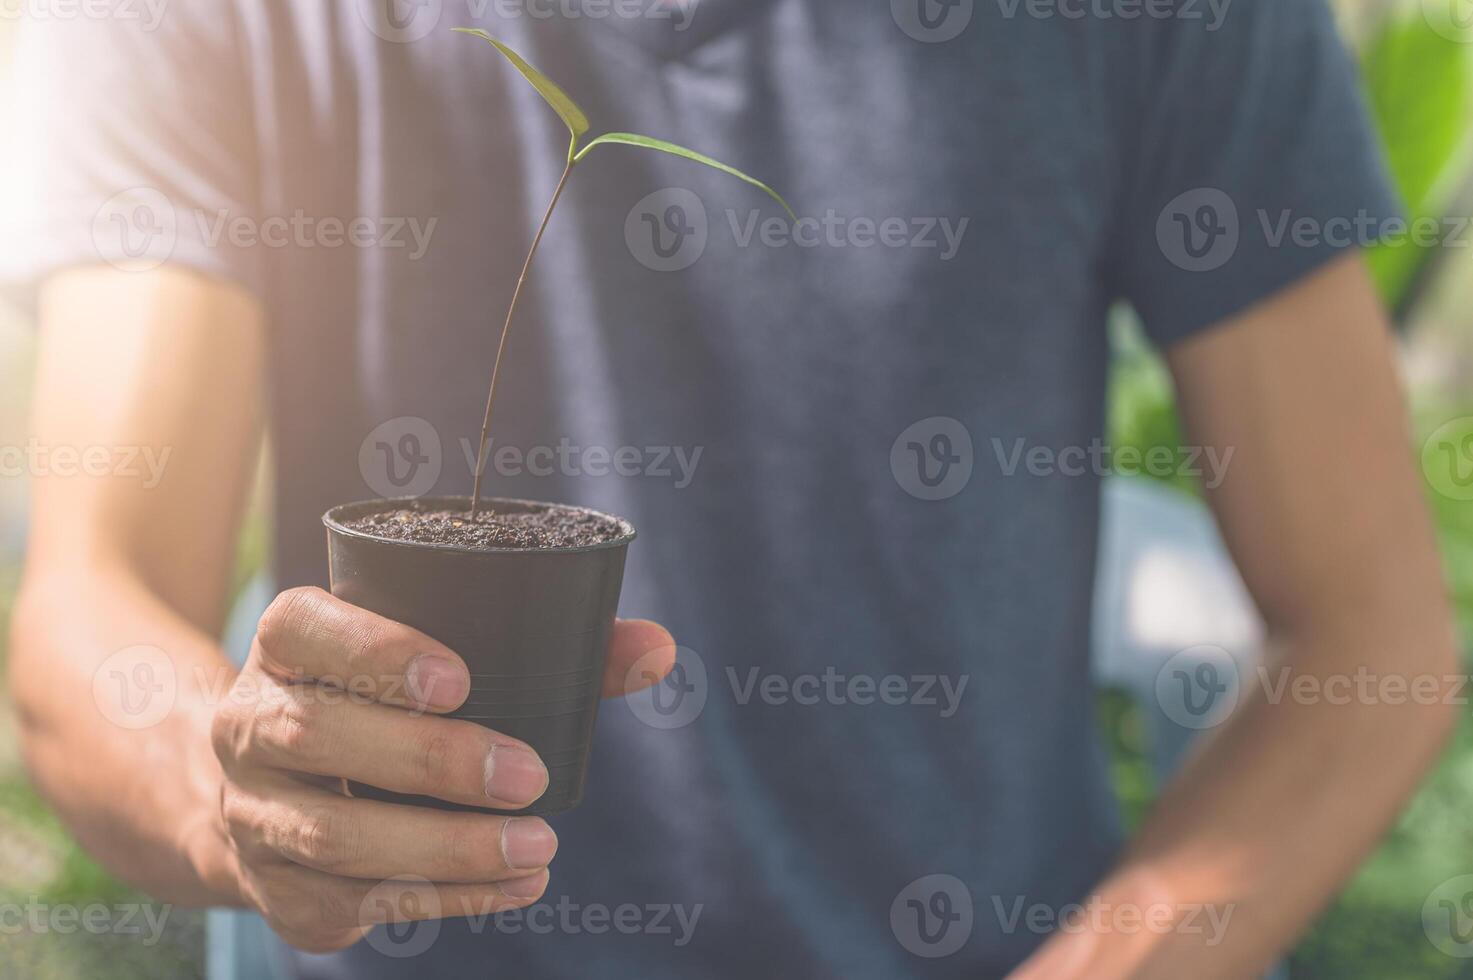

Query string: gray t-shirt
5 1 1394 976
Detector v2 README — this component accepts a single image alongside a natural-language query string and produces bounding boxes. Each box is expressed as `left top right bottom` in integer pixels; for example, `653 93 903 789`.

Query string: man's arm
11 265 265 902
1013 253 1461 978
10 266 676 950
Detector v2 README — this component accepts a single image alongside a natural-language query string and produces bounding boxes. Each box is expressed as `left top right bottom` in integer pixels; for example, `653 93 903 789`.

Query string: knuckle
313 886 357 929
269 695 325 763
340 618 398 676
210 702 245 769
294 806 359 872
296 807 336 860
251 867 364 951
445 819 501 876
257 587 327 669
415 729 458 796
218 784 254 842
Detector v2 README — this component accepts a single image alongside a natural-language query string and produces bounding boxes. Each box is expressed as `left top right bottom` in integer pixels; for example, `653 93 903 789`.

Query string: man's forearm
1016 607 1460 978
10 563 244 906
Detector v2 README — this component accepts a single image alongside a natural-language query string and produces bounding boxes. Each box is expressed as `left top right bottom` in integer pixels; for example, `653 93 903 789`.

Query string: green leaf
1359 15 1472 309
454 28 590 153
576 132 795 220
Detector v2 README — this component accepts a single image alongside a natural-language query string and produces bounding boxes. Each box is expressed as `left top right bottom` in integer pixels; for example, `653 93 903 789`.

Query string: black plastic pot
322 496 634 817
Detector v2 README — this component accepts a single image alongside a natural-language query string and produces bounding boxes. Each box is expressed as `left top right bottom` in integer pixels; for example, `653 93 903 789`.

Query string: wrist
175 689 246 907
1011 866 1192 980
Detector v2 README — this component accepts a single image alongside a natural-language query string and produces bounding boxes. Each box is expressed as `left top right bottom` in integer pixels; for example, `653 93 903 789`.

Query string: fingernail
406 655 469 710
484 745 549 806
499 871 549 901
501 818 558 871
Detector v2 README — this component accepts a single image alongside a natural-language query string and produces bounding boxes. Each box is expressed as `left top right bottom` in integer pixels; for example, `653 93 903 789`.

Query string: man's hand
10 268 679 940
209 586 675 953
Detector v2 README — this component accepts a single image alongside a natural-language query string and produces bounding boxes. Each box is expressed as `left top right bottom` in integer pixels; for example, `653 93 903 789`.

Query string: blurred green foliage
1361 16 1472 310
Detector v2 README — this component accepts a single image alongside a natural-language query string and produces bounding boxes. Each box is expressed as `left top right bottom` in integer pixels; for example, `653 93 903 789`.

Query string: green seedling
455 28 794 516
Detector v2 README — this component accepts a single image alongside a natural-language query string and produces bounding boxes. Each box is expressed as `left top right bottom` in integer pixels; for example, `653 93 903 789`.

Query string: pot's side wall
326 517 630 816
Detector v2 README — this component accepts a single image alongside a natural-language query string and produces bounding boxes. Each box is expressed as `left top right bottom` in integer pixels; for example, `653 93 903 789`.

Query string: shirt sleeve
1108 0 1401 347
0 2 263 315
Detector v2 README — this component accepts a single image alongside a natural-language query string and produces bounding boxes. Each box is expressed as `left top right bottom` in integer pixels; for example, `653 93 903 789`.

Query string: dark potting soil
343 502 627 551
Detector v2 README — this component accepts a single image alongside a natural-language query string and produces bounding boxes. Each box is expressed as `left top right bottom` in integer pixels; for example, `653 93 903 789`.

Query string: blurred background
0 1 1470 977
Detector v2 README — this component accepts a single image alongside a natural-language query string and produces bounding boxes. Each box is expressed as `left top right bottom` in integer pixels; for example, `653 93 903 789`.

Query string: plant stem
470 159 577 518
